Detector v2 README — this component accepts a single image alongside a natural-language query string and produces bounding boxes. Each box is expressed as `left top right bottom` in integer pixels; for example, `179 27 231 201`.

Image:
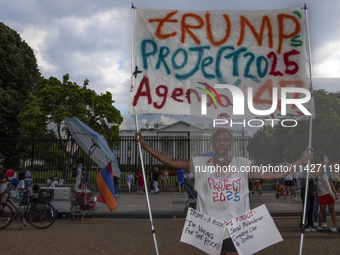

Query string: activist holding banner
135 128 313 254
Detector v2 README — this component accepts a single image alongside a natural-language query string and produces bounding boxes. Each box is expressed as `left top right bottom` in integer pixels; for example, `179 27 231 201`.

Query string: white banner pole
134 114 160 255
131 4 159 255
299 4 314 255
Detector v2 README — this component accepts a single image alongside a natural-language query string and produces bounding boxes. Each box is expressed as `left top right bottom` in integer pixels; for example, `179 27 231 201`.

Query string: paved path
3 218 340 254
91 190 340 218
3 188 340 254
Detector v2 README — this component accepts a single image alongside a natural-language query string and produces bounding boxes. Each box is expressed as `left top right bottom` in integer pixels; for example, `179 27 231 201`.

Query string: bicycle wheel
28 202 56 229
0 203 14 230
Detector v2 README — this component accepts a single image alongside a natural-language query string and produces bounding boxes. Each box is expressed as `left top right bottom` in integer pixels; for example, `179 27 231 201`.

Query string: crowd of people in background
0 164 35 202
121 167 196 195
1 157 340 235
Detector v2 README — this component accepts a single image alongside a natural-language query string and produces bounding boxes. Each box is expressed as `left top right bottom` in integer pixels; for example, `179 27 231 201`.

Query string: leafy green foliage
18 75 123 179
0 22 41 137
19 74 123 139
247 89 340 164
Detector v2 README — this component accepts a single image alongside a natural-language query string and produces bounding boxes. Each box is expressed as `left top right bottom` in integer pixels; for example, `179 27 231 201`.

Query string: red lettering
252 79 277 109
278 79 303 110
212 181 220 192
133 76 152 106
208 178 224 192
153 85 168 109
225 183 232 191
206 94 217 109
219 95 233 107
212 192 219 202
283 49 300 75
220 192 226 201
171 88 184 102
226 220 233 226
232 179 241 192
185 88 200 104
268 52 283 76
253 79 304 112
208 178 215 189
218 180 224 191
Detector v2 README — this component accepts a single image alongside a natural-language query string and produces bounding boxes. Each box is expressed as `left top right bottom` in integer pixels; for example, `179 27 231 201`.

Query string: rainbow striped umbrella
65 117 120 177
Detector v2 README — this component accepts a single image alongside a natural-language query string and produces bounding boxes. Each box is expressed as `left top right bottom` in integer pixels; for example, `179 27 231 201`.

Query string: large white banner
129 8 310 120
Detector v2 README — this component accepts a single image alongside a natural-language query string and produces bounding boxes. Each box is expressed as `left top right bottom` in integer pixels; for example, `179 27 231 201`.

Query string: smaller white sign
180 208 227 255
225 205 283 255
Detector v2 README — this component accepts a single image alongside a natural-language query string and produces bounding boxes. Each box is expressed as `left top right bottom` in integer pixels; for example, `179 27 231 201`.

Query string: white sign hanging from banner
180 208 226 255
129 7 310 120
225 204 283 255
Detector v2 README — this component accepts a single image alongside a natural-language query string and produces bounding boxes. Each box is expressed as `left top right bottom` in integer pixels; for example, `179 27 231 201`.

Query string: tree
0 22 41 137
19 74 123 139
18 74 123 178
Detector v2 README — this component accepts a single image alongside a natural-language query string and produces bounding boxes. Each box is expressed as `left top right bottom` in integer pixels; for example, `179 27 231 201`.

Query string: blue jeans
24 180 32 188
118 178 121 193
313 192 327 223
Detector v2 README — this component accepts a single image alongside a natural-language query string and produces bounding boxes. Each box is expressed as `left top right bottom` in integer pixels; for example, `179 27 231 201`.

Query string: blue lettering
171 48 188 69
215 46 234 84
175 46 210 80
201 56 215 79
234 192 240 201
226 191 233 201
139 39 293 85
156 46 171 74
244 52 256 79
256 56 268 78
141 39 157 69
224 47 247 77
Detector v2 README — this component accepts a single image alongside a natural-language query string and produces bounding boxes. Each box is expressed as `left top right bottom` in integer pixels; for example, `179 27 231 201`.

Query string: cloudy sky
1 0 340 131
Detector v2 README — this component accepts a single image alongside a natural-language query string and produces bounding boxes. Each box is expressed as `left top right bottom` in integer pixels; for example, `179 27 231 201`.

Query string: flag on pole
95 162 117 211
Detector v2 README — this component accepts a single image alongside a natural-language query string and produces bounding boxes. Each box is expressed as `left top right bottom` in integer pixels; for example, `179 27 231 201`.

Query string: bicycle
0 188 57 230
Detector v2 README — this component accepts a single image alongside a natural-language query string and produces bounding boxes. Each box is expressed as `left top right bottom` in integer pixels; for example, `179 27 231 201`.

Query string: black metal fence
0 136 339 185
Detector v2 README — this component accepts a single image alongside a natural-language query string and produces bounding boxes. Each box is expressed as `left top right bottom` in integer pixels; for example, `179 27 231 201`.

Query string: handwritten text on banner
129 8 309 119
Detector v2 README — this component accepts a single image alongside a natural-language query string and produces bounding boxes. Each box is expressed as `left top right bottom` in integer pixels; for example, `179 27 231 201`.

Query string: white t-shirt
284 174 293 181
19 180 25 189
77 167 82 177
193 156 252 239
317 173 332 197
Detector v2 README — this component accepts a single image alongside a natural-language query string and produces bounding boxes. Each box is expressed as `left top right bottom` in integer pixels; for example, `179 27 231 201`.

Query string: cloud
119 115 150 130
119 115 135 130
20 26 57 73
13 6 133 106
3 0 340 131
313 40 340 78
155 115 177 125
119 114 178 131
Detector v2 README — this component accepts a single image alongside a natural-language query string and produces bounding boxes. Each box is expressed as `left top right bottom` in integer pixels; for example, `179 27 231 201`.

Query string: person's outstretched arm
135 131 192 171
249 147 313 181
